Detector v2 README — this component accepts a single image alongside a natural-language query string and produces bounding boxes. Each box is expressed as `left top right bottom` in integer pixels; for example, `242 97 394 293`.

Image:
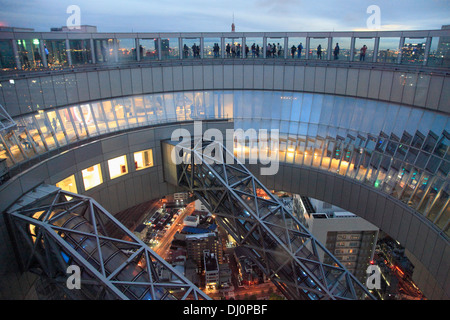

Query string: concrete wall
1 62 449 119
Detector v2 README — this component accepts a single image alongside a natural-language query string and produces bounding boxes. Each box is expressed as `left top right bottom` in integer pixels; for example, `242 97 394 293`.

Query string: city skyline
0 0 448 33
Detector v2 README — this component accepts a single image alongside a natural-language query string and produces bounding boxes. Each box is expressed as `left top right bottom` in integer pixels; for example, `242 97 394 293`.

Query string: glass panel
377 37 401 63
108 155 128 179
70 106 88 139
427 36 450 68
182 38 201 59
35 111 57 149
225 38 242 58
43 40 68 67
139 39 158 60
46 110 67 146
245 37 263 58
22 116 46 154
331 37 351 61
82 164 103 191
57 108 77 143
354 38 374 62
80 104 97 136
160 38 179 59
267 38 285 58
203 38 221 59
91 102 108 134
69 39 92 65
309 38 327 60
401 37 426 65
112 98 128 128
17 39 43 69
134 149 154 170
287 37 305 59
94 39 114 63
102 100 119 131
117 38 136 62
56 175 78 194
0 40 16 70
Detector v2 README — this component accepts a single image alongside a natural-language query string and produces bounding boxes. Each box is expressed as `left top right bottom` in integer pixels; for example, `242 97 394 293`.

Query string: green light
374 180 380 188
33 39 40 45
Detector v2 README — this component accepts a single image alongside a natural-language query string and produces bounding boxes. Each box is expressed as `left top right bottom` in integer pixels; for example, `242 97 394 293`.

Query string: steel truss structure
6 184 210 300
172 138 376 300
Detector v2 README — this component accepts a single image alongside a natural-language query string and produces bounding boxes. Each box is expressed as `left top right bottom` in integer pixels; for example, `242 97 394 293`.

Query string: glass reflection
0 40 16 69
43 40 68 67
427 36 450 68
160 38 179 59
139 39 158 60
401 37 427 65
17 39 43 69
69 39 92 65
378 37 401 63
1 90 448 235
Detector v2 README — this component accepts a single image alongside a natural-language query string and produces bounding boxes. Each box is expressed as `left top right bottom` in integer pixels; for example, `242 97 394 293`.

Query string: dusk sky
0 0 448 32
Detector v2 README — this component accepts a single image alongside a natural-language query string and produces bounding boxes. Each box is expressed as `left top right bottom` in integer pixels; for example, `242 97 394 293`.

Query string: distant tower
231 13 235 32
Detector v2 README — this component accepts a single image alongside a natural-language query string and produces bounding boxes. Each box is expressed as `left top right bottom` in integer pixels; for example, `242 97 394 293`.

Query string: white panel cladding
130 68 143 95
378 70 393 102
345 68 358 96
334 68 347 95
438 76 450 113
390 71 405 103
75 72 90 102
213 64 224 89
39 76 57 107
87 71 101 100
425 75 444 111
233 64 244 89
98 70 112 98
313 66 326 93
367 70 382 99
162 66 174 92
324 67 337 94
109 70 123 97
182 65 194 90
356 69 370 98
414 74 431 107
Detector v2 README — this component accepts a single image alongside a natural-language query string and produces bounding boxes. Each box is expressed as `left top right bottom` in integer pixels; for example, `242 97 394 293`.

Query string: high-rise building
293 195 379 285
185 233 222 269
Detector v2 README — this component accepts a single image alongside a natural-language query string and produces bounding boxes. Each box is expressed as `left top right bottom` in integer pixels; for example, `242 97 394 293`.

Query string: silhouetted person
317 44 322 59
333 43 340 60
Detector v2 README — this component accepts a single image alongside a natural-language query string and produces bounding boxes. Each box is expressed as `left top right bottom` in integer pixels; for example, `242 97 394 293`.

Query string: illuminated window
133 149 154 170
56 175 78 194
108 155 128 179
82 164 103 190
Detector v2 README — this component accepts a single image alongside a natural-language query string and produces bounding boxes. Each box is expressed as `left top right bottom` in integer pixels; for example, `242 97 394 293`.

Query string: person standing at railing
297 43 303 58
333 43 340 60
291 45 297 58
360 45 367 61
317 44 322 59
